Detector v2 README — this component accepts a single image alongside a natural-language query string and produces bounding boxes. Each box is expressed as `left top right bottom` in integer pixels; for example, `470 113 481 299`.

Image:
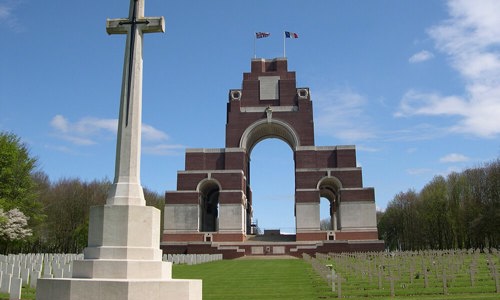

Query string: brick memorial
163 58 384 257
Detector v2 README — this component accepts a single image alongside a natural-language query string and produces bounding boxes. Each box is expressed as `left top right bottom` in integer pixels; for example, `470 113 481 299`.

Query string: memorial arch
163 58 382 254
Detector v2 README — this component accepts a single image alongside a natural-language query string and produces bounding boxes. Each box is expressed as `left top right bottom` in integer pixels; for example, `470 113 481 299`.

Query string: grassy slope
173 258 500 300
2 257 498 299
173 259 331 300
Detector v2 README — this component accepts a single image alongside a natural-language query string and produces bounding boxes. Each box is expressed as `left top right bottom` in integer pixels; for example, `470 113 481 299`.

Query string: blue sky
1 0 499 232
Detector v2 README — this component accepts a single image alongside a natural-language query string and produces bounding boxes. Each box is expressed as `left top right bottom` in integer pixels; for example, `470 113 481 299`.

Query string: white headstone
9 277 22 300
29 269 41 289
1 273 11 293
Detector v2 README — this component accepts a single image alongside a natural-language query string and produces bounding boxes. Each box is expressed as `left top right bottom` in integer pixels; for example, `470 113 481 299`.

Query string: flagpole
283 31 286 57
253 33 256 58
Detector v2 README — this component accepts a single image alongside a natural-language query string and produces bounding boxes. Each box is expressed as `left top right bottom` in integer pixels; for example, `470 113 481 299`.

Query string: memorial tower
163 58 383 256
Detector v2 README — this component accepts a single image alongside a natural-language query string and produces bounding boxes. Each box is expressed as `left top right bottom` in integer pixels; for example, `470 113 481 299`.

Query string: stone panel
272 246 285 254
339 201 377 229
164 204 199 232
296 203 319 231
218 204 244 232
87 206 161 251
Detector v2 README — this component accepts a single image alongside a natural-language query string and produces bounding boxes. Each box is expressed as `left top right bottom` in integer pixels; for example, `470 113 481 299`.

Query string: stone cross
105 0 165 205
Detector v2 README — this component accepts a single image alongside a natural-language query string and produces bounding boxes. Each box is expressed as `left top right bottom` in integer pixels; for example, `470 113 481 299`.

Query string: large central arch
164 58 379 243
240 118 300 153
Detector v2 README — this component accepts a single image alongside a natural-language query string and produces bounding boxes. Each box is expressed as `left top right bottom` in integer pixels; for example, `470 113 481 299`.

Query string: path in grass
173 258 332 300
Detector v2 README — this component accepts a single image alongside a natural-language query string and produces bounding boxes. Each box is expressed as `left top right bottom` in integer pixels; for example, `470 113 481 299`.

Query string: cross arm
106 16 165 35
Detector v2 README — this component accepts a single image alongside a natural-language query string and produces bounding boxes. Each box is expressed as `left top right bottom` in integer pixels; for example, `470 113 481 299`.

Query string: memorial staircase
161 234 384 259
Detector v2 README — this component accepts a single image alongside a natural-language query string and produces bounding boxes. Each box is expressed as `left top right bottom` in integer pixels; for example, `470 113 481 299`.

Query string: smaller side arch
317 176 342 193
197 179 221 232
196 178 222 193
317 176 342 231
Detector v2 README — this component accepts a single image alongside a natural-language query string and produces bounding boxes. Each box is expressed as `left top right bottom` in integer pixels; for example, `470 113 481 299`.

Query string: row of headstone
0 253 83 299
317 249 499 298
162 254 223 265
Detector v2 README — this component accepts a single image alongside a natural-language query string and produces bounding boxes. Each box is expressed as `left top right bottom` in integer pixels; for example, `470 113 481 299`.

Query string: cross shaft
105 0 165 206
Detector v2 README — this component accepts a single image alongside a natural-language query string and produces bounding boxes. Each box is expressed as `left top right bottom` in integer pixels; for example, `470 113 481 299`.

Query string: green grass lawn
2 256 498 299
173 258 500 300
173 258 332 300
0 286 36 300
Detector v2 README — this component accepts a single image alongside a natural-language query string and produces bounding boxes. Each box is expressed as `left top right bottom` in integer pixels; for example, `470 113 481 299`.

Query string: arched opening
318 177 341 232
240 118 300 152
320 197 333 230
249 138 295 235
198 179 220 232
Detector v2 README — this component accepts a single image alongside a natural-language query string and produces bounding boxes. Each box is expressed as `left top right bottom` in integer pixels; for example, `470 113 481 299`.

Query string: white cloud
406 148 417 154
0 0 23 31
50 115 170 147
50 115 69 133
0 4 11 20
409 50 434 63
314 87 376 142
439 153 469 163
142 124 169 141
396 90 467 117
397 0 500 138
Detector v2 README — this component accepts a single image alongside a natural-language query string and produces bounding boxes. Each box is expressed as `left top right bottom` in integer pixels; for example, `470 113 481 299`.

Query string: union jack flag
255 32 271 39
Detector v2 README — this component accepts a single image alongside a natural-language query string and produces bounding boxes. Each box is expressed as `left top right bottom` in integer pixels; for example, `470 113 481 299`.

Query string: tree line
378 158 500 251
0 132 164 254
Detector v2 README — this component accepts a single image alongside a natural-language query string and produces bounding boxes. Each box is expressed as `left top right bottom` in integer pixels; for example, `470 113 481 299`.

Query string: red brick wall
296 232 327 241
336 231 379 240
225 58 315 148
336 149 357 168
165 191 198 204
176 173 207 190
295 171 327 189
295 190 320 203
330 170 363 188
185 152 225 170
212 172 244 191
213 233 245 242
341 188 375 202
224 151 246 170
162 233 204 242
219 191 244 204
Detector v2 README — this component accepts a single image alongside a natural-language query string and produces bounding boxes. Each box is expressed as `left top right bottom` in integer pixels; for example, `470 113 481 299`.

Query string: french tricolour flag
285 31 299 38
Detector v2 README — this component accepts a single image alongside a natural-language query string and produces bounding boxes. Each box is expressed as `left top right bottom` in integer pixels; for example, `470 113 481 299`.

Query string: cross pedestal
36 1 202 299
